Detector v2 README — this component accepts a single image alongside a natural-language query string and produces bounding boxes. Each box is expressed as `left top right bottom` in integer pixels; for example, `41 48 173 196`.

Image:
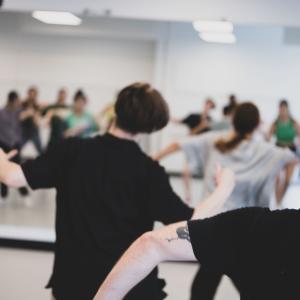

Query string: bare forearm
192 187 228 219
0 160 27 187
154 143 180 161
94 222 195 300
93 233 161 300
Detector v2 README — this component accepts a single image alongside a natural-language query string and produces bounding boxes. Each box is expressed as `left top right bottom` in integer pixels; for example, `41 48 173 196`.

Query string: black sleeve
188 207 268 274
146 161 194 224
21 138 79 189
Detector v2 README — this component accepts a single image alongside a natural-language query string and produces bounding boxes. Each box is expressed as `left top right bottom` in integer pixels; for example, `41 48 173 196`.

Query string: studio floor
1 176 300 300
0 248 238 300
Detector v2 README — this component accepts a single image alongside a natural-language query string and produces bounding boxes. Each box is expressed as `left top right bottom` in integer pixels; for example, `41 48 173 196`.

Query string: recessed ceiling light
32 11 82 26
193 20 233 33
199 32 236 44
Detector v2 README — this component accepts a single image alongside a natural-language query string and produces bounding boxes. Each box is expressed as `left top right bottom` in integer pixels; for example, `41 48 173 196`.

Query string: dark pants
0 141 29 198
191 267 240 300
21 130 43 155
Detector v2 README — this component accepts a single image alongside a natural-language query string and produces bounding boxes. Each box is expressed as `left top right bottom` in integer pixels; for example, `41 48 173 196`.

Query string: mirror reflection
1 5 300 300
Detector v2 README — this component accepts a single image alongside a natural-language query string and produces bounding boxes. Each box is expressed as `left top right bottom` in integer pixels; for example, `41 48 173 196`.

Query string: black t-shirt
22 134 193 300
181 113 211 132
188 207 300 299
182 114 202 129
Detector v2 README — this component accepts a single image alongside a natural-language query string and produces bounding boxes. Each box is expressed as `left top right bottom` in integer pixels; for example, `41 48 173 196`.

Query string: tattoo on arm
165 225 191 243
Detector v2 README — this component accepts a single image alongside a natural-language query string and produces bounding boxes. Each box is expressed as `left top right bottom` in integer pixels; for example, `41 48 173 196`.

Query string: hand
215 163 235 196
151 154 159 161
0 148 18 162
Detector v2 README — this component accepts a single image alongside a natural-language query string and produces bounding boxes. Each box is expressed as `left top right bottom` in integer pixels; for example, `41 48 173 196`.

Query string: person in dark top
0 82 229 300
0 91 28 198
20 86 43 154
179 98 216 135
94 200 300 300
43 88 70 148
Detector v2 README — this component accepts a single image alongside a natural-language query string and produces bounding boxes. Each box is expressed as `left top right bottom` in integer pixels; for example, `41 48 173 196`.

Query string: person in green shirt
268 99 300 204
65 90 98 138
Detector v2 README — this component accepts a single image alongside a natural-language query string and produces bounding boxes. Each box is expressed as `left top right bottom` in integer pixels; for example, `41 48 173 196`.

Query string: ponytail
215 133 245 153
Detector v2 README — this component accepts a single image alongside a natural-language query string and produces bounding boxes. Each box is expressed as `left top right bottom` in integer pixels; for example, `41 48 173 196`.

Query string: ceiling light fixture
193 20 233 33
199 32 236 44
32 11 82 26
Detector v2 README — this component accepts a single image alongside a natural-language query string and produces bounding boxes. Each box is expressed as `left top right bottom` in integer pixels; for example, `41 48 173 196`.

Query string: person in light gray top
154 102 298 300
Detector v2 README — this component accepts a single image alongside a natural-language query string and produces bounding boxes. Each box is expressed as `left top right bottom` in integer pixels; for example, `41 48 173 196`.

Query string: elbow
138 232 166 263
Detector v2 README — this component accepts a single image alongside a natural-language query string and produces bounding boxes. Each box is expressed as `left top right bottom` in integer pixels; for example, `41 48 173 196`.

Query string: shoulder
143 153 167 176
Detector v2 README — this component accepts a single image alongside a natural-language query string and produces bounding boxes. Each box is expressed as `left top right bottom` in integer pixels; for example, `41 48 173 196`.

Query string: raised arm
0 149 27 187
192 165 235 219
93 221 195 300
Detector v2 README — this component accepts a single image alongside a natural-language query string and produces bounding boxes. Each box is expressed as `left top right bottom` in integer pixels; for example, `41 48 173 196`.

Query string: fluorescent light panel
32 11 82 26
199 32 236 44
193 20 233 33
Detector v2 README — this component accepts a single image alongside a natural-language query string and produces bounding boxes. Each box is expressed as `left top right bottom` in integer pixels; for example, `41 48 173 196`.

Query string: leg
0 141 10 198
31 130 43 154
190 267 222 300
183 162 192 204
1 183 8 198
12 144 29 197
276 163 296 206
275 173 282 206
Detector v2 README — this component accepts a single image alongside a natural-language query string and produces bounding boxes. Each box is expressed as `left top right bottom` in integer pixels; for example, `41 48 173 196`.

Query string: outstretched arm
153 142 180 161
192 165 235 219
93 221 195 300
0 149 27 187
94 166 235 300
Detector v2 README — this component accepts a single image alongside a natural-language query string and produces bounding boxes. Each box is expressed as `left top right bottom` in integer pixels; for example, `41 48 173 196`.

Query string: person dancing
154 102 298 300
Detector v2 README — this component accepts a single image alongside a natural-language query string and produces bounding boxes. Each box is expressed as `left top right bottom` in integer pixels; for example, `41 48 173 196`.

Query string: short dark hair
7 91 19 105
74 89 86 102
280 99 288 108
115 82 169 134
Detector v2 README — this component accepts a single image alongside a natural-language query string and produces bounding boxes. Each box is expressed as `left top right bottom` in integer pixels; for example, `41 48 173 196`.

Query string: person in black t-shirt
0 83 231 300
177 98 216 135
94 203 300 300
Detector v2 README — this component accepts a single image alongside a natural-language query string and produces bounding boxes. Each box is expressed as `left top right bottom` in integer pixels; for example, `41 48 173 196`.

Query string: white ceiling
3 0 300 27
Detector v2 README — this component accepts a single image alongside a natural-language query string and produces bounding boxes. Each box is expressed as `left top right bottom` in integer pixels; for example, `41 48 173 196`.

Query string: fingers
7 149 18 160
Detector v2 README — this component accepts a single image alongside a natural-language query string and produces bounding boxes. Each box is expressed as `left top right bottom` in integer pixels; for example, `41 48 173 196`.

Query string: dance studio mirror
1 7 300 299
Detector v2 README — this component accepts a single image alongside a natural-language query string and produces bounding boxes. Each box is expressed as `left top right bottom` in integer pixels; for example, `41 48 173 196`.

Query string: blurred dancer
44 89 70 147
154 102 298 300
0 91 28 199
268 99 300 204
175 98 216 135
20 86 43 154
64 90 98 138
210 94 237 131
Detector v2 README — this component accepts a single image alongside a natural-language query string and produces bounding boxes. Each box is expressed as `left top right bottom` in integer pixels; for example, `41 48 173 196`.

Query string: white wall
0 12 159 112
162 23 300 122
